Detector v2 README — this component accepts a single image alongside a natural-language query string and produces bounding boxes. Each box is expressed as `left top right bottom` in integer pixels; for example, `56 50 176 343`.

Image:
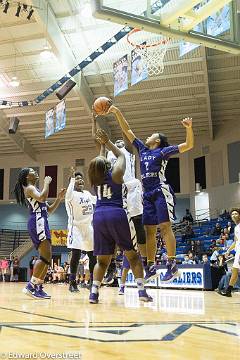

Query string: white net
127 29 170 77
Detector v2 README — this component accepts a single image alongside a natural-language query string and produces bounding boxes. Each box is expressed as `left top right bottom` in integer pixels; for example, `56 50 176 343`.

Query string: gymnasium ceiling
0 0 239 160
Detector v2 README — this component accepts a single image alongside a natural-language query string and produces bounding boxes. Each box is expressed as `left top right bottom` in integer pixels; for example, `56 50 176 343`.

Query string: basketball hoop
127 28 170 77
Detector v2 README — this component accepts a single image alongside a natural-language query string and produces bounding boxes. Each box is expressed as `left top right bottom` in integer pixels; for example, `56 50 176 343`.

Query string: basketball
93 97 112 115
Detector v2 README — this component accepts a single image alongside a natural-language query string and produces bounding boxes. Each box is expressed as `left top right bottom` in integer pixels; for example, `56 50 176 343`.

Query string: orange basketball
93 97 112 115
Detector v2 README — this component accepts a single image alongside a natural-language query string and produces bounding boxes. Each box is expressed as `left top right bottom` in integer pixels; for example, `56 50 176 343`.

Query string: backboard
92 0 240 55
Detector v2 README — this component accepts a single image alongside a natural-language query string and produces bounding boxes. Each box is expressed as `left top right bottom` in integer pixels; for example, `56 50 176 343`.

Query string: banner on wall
131 45 148 86
45 108 55 139
51 230 68 246
113 54 128 96
55 100 66 133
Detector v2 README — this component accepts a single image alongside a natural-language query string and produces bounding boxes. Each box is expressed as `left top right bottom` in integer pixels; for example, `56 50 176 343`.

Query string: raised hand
95 128 109 145
58 188 67 199
44 176 52 185
69 166 75 178
181 117 192 128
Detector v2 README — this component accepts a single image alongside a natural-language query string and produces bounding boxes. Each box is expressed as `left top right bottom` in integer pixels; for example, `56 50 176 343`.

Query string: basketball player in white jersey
65 167 96 292
219 208 240 297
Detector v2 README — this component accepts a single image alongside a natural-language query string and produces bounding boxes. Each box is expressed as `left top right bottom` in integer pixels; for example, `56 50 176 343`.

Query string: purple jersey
95 171 127 208
27 196 48 218
133 138 179 191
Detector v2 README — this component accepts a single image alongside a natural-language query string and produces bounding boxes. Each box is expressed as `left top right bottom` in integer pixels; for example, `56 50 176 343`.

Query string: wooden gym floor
0 283 239 360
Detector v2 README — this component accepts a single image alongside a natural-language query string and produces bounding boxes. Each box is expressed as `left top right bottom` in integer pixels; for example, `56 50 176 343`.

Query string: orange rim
127 28 170 49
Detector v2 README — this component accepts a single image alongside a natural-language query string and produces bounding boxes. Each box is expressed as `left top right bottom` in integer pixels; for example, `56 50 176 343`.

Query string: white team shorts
67 224 93 251
233 244 240 269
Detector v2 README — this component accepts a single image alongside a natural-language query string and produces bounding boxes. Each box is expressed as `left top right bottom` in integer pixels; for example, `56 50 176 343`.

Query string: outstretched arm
48 188 66 215
178 117 194 153
91 112 101 153
95 129 125 184
108 106 136 143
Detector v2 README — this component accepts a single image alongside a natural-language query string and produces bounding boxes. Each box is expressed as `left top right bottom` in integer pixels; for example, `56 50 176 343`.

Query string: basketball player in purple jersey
14 168 66 298
88 129 152 304
108 105 194 282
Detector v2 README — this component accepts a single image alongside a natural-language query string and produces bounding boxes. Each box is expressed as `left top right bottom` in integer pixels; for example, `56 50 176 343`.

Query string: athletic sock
30 276 43 286
91 280 101 294
136 278 145 291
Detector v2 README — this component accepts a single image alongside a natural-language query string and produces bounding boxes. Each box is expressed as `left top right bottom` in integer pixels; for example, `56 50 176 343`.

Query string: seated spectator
188 251 197 264
211 223 222 236
208 240 217 254
195 240 203 258
182 255 192 264
182 209 193 223
225 234 234 248
201 254 210 264
182 225 195 242
227 221 234 234
217 254 228 273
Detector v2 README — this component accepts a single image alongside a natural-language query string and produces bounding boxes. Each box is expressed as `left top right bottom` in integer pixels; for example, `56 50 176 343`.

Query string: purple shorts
122 255 130 270
143 185 176 225
93 206 134 256
28 215 51 249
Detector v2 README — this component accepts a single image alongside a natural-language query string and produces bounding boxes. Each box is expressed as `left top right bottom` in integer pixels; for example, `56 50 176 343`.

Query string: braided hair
13 168 30 206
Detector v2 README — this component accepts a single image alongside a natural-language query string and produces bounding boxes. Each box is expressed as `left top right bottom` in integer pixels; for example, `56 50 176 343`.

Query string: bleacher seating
0 229 30 258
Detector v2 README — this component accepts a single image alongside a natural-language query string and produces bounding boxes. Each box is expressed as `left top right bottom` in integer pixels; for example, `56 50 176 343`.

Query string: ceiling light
81 3 92 18
9 76 20 87
15 3 21 17
3 1 9 14
27 7 34 20
40 46 52 60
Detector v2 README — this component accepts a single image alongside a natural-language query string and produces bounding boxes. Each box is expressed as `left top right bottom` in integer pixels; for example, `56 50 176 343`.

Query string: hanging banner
207 4 230 36
131 46 148 86
113 54 128 96
51 230 68 246
55 99 66 133
45 108 55 139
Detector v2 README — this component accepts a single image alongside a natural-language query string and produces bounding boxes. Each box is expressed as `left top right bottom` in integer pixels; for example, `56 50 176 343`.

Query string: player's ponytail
88 156 109 187
158 133 169 148
13 168 30 206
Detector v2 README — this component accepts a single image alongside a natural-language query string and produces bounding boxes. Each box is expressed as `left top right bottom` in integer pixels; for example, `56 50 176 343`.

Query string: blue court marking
161 324 192 341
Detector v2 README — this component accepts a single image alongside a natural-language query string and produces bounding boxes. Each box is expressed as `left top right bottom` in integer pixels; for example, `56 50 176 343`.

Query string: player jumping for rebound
108 105 194 282
88 129 152 304
219 208 240 297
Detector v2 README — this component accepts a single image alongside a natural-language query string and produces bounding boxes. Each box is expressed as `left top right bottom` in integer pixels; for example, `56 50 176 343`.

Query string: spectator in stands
195 240 204 259
211 223 222 236
45 266 53 283
13 256 20 282
201 254 209 264
217 254 228 272
227 221 234 234
182 209 193 223
188 251 196 264
0 257 9 282
219 209 231 221
182 225 195 242
182 253 195 264
225 234 234 248
208 240 217 254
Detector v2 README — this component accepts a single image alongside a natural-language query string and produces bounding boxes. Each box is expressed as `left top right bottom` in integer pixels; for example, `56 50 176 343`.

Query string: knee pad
40 256 51 266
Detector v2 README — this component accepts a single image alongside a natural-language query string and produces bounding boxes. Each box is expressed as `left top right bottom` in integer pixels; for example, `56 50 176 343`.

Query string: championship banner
179 23 201 57
51 230 68 246
55 99 66 133
45 108 55 138
131 46 148 86
113 54 128 96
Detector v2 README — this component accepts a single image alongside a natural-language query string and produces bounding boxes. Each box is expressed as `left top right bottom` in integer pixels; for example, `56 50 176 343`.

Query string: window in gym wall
194 156 206 190
165 158 180 193
227 141 240 183
45 165 58 198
